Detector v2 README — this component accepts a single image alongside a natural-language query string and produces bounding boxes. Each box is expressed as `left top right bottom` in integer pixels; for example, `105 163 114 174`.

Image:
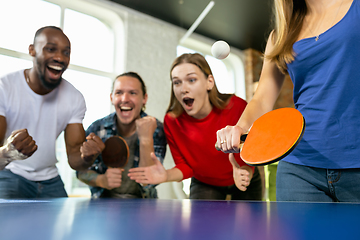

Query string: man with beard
0 26 101 198
77 72 167 199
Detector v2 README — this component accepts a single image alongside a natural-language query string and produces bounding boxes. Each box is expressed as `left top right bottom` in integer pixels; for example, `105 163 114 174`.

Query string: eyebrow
45 42 71 50
172 72 198 80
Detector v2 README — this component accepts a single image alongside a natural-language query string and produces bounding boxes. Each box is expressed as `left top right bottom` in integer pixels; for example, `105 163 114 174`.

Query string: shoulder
0 70 24 85
226 95 247 109
59 79 84 98
164 112 177 122
264 30 277 55
231 95 247 104
86 113 115 132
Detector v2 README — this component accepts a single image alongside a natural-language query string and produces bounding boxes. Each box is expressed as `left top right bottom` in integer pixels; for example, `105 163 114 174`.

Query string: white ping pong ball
211 40 230 59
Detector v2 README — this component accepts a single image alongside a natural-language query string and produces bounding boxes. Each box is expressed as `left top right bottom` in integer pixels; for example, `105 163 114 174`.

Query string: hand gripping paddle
216 108 305 166
102 136 129 168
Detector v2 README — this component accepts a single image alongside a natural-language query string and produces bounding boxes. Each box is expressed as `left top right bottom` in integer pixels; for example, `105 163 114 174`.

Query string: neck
116 119 137 138
306 0 344 14
26 68 53 95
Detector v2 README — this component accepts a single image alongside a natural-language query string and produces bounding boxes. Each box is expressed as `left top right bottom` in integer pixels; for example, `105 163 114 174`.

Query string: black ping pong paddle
102 136 129 168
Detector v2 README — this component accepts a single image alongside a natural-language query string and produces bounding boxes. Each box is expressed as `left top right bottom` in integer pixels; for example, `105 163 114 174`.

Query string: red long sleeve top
164 95 254 187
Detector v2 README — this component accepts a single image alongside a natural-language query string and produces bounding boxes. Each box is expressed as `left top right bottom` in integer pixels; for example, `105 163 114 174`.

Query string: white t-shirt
0 70 86 181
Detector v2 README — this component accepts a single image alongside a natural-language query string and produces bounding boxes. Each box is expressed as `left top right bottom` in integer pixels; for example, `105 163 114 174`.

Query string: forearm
0 146 9 170
237 98 274 131
77 169 101 187
166 168 184 182
0 142 27 170
68 150 96 171
65 123 98 171
237 56 285 130
139 139 155 167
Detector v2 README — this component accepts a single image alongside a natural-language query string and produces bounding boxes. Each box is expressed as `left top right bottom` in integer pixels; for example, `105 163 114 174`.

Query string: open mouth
47 64 64 79
120 106 133 112
183 97 194 107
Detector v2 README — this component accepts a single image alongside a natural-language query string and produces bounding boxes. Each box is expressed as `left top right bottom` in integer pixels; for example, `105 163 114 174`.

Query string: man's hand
229 153 253 191
6 129 37 157
80 133 105 163
136 116 157 142
0 129 37 170
97 168 124 190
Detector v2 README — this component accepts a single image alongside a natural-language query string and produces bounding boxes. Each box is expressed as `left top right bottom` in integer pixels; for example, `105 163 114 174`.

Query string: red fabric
164 96 254 187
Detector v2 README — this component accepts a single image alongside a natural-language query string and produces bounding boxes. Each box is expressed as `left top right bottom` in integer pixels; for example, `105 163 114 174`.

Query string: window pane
0 0 60 54
205 56 235 94
62 69 113 129
0 55 32 77
64 9 115 72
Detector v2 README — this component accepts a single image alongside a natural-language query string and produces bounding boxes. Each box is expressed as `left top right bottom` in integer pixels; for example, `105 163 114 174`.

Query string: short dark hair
112 72 147 96
34 26 63 43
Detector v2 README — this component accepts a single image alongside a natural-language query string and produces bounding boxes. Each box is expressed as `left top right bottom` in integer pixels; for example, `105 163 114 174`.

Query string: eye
46 47 56 52
63 50 70 57
189 78 196 83
173 80 181 85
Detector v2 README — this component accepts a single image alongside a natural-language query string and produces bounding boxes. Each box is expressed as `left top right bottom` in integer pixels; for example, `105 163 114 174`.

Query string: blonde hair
266 0 307 73
167 53 233 118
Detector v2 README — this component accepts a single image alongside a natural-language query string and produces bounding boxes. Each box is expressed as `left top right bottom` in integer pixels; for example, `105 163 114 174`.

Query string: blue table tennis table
1 198 359 240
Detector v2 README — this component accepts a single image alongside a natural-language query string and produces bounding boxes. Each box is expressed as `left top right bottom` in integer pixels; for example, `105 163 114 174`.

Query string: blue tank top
285 0 360 169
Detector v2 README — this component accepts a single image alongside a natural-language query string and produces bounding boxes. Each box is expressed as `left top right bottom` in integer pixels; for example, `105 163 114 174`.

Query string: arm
217 32 286 152
64 124 104 170
136 116 157 167
0 115 6 147
229 153 253 191
128 152 183 184
0 116 38 170
77 168 123 190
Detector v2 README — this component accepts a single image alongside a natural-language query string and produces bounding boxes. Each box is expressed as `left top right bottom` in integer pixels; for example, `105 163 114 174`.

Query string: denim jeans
276 160 360 202
189 167 263 200
0 169 68 199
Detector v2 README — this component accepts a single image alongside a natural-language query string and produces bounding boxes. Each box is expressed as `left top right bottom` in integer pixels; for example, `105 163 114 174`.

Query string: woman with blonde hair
217 0 360 202
129 53 262 200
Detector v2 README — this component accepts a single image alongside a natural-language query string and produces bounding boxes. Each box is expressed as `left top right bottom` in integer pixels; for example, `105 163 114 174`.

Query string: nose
180 82 189 94
53 50 67 63
121 92 130 102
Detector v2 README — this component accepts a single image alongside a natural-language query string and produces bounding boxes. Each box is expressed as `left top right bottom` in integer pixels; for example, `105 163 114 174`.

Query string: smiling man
0 26 101 199
77 72 167 199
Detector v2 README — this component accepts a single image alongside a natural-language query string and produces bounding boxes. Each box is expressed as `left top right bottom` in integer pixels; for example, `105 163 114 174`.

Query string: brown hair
266 0 307 73
112 71 147 97
167 53 233 117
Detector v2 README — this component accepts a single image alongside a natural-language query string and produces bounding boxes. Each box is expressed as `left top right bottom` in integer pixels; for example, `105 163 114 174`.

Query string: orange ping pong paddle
216 108 305 166
102 136 129 168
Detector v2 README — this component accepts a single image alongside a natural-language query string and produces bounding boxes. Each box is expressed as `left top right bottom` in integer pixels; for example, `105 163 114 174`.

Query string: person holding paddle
217 0 360 202
77 72 167 199
128 53 263 200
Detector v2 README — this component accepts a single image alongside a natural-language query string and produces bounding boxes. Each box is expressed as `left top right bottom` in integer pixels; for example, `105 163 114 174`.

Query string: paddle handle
215 134 248 151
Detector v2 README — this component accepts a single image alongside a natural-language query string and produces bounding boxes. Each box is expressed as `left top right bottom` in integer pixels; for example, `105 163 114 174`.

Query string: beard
39 73 62 90
36 59 63 90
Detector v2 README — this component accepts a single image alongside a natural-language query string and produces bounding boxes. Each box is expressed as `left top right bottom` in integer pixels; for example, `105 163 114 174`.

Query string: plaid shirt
78 111 167 198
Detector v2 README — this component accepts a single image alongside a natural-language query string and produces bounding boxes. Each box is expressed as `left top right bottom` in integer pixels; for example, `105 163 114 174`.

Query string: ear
110 92 114 104
143 93 148 106
207 74 215 91
28 44 36 57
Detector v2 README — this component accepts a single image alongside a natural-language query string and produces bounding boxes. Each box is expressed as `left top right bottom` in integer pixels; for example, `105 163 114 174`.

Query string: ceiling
108 0 274 52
